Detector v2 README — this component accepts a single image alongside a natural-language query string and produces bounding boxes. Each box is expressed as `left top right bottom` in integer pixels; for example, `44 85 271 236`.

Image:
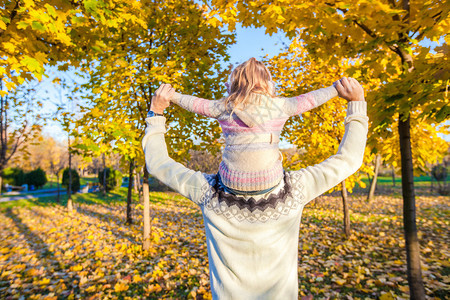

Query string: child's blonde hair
225 57 275 111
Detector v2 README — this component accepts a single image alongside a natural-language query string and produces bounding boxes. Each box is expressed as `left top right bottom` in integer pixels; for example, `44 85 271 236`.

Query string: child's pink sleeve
282 86 338 116
171 93 223 119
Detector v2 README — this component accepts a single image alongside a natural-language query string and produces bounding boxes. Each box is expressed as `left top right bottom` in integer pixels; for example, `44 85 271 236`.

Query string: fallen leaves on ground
0 192 448 299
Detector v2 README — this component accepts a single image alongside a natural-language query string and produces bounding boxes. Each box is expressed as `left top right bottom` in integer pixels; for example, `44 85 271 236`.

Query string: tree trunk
367 154 382 202
0 174 2 195
398 115 426 299
392 165 396 187
136 169 143 203
56 173 60 204
126 159 134 225
67 148 73 212
341 180 350 239
133 169 139 193
429 170 433 193
102 153 107 197
143 166 151 250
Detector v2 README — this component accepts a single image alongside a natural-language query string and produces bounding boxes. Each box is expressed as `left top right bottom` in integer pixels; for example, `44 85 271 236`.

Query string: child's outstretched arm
143 85 212 204
171 92 224 119
281 85 338 117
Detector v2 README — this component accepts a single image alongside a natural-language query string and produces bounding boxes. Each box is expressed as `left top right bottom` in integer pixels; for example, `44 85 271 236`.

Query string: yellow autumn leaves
0 191 448 299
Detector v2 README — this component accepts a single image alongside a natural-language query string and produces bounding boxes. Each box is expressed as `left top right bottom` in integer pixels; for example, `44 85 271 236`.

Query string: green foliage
98 168 123 192
2 167 25 187
24 168 47 189
62 168 81 193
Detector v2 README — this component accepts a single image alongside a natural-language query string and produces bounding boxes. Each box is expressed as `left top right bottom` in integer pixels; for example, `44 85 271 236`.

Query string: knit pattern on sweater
202 172 305 223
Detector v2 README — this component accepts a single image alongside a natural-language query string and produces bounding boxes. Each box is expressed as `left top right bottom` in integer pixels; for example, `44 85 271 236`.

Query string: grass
1 176 101 198
359 175 441 186
0 187 138 211
44 175 98 188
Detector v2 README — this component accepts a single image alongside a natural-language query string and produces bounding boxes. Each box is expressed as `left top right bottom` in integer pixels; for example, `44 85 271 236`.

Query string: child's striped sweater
172 86 338 192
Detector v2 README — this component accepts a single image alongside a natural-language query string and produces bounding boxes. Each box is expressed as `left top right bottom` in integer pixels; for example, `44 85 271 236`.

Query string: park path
0 191 68 202
0 186 89 203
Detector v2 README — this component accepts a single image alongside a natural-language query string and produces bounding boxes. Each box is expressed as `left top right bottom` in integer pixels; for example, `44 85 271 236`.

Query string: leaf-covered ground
0 191 448 299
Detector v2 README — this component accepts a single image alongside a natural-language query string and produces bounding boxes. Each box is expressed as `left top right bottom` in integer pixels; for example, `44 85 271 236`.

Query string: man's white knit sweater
142 101 368 299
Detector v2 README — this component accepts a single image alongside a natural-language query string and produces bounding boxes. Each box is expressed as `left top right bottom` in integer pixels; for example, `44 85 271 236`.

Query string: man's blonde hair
225 57 275 111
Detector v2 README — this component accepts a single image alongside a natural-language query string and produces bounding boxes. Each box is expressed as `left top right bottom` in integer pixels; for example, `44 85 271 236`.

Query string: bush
431 165 447 182
25 168 47 189
98 168 123 192
431 165 448 196
2 167 25 187
62 168 81 193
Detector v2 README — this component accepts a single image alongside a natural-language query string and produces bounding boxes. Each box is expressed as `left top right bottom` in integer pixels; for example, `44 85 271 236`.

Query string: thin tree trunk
398 114 426 299
341 180 350 238
67 147 73 212
366 173 373 187
392 165 396 187
126 159 134 225
143 166 151 250
133 169 139 193
435 177 442 194
430 170 433 193
56 173 60 203
136 169 143 203
102 153 107 197
0 175 2 195
367 154 382 202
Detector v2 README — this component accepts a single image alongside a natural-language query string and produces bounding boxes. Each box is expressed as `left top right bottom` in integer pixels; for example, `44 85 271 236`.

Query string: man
142 78 368 299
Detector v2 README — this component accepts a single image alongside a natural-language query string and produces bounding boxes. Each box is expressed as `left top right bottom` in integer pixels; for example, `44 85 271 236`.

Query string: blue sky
227 24 290 64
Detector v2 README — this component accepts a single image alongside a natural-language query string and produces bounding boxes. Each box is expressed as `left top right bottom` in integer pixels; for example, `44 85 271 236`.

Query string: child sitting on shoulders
171 57 339 195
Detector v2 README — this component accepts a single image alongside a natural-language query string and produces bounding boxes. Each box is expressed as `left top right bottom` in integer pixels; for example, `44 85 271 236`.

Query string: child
171 57 338 194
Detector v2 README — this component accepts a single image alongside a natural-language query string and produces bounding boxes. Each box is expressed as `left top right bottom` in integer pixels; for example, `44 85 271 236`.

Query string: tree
25 167 47 189
367 154 382 202
431 164 448 195
186 150 222 174
62 168 80 194
341 180 350 238
209 1 448 296
1 167 25 190
73 0 234 250
45 137 67 202
0 81 44 194
266 41 373 238
0 0 139 92
126 159 135 224
98 167 123 192
1 0 139 199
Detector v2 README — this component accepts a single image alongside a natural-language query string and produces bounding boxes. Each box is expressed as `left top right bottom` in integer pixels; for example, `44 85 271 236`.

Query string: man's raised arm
295 77 369 202
142 84 209 203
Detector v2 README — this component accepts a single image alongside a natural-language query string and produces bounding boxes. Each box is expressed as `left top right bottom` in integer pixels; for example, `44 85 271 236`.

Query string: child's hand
334 77 365 102
151 84 174 114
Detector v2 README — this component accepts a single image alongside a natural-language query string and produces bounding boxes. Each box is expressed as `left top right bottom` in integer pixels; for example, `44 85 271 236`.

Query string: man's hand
150 84 175 114
334 77 365 102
